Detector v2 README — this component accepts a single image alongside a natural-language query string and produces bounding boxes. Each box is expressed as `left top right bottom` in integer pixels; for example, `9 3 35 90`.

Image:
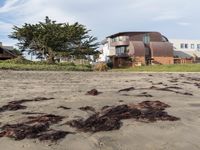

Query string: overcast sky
0 0 200 46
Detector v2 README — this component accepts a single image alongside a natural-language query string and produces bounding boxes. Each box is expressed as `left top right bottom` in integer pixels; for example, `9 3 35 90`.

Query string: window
112 36 128 42
180 43 188 49
185 44 188 49
116 46 127 55
191 44 195 49
143 34 150 44
112 38 117 42
180 43 185 49
197 44 200 49
0 48 3 54
118 36 123 41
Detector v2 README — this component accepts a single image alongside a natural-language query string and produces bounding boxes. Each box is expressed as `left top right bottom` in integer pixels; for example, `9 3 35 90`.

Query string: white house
98 38 115 62
169 39 200 58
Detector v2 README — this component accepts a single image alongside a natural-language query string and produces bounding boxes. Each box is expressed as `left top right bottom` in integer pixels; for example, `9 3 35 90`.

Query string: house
170 39 200 58
0 42 17 60
98 38 115 62
99 32 174 67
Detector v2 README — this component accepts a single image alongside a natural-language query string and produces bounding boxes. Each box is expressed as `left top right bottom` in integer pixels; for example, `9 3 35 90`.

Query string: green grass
112 64 200 72
1 57 200 72
0 59 92 71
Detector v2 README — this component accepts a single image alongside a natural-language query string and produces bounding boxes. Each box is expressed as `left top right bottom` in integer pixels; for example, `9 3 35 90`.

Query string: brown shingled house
0 46 17 60
103 32 174 67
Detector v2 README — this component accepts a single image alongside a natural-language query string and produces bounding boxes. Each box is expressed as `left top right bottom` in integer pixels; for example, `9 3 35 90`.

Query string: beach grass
0 60 92 71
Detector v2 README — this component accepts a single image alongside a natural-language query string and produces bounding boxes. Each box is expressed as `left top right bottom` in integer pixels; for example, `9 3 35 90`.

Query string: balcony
110 36 129 47
116 53 129 57
111 41 129 47
115 46 129 57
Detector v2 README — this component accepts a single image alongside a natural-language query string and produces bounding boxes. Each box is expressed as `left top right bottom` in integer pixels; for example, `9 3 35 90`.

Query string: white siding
170 39 200 58
98 38 115 62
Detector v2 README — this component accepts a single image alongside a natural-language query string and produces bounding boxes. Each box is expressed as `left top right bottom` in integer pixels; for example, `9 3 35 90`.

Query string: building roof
107 31 160 38
0 46 17 57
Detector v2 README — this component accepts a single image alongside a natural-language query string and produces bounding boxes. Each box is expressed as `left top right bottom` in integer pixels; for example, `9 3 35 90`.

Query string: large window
116 46 127 55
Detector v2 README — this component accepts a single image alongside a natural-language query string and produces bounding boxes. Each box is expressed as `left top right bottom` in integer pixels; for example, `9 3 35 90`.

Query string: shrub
107 62 113 69
4 56 32 64
94 63 109 71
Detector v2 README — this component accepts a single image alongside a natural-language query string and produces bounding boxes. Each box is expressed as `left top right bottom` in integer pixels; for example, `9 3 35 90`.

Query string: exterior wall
117 58 131 67
110 56 131 68
170 39 200 58
150 42 174 64
98 42 109 62
98 38 115 62
134 56 146 65
174 58 193 64
129 41 146 57
152 57 174 64
150 42 173 57
107 38 116 56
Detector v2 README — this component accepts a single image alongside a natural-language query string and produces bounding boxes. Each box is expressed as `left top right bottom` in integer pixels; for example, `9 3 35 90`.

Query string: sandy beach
0 71 200 150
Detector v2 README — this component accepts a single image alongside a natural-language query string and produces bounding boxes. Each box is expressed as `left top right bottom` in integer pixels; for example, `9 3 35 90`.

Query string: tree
9 16 99 63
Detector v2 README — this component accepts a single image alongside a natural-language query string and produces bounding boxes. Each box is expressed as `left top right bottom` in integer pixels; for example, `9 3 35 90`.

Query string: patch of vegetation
94 63 109 71
0 58 92 71
112 64 200 72
3 56 33 64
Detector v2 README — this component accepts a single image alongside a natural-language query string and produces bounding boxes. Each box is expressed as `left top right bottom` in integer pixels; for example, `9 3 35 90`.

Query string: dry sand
0 71 200 150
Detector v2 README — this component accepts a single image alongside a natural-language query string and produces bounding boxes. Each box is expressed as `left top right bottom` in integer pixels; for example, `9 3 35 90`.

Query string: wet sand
0 71 200 150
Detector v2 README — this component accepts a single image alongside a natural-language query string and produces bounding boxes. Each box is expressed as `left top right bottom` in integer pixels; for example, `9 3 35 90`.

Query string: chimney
0 42 2 47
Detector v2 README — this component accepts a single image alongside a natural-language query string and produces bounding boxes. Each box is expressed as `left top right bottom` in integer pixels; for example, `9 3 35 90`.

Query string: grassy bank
0 59 92 71
112 64 200 72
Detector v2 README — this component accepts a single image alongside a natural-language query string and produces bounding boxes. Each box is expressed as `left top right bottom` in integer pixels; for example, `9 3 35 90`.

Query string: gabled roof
0 46 17 57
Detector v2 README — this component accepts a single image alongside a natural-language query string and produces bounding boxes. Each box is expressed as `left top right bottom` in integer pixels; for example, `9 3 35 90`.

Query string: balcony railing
116 53 129 57
111 41 129 47
111 36 129 47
